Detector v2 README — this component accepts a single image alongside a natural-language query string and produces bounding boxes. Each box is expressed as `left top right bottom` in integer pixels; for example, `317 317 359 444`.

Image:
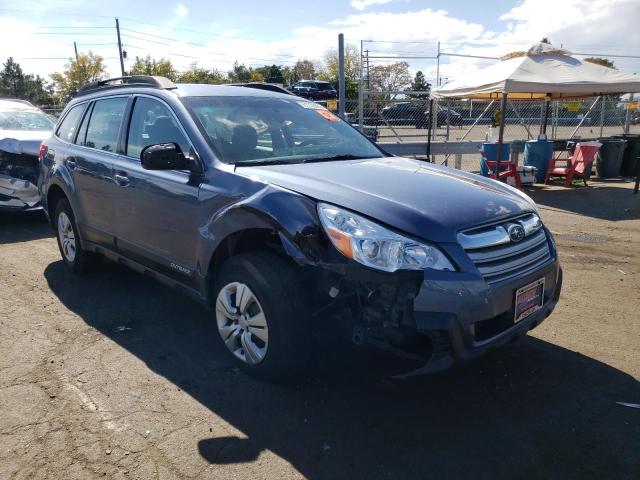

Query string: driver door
112 95 203 284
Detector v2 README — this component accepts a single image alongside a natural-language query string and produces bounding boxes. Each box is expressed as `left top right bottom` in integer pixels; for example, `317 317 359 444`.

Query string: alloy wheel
57 212 76 263
215 282 269 365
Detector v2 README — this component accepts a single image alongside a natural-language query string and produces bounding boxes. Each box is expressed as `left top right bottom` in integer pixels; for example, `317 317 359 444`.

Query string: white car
0 99 55 212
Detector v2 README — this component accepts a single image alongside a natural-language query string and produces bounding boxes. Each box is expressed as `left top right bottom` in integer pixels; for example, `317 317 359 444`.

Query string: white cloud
350 0 394 11
173 2 189 20
3 1 639 89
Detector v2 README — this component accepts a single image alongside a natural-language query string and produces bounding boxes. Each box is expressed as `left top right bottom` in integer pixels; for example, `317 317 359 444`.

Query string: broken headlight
318 203 455 273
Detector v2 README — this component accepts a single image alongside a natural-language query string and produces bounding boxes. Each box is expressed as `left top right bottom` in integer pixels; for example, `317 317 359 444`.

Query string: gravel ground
1 180 639 480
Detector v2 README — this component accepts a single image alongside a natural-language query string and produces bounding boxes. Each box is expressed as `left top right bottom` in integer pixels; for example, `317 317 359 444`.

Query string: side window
74 103 93 146
56 104 85 142
126 96 192 160
84 97 128 153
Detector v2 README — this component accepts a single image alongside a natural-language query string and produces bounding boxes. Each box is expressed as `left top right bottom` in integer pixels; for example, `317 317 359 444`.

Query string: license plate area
514 277 545 323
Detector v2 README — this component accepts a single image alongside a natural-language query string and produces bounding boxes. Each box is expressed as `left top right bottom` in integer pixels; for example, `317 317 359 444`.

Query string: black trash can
613 134 640 177
596 138 626 178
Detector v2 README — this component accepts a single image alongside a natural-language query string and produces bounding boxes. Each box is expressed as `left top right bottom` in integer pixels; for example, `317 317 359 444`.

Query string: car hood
0 130 52 156
236 157 537 243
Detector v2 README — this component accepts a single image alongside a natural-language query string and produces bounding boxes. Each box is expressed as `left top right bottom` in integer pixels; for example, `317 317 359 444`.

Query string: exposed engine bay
0 150 41 211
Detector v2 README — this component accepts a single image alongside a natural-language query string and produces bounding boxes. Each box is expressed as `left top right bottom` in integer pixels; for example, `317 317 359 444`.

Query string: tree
0 58 25 98
319 44 360 82
409 70 431 99
584 57 615 69
129 56 177 80
318 44 360 98
369 61 411 94
228 62 252 83
0 58 55 106
250 70 265 82
50 52 106 103
292 59 315 82
177 65 227 84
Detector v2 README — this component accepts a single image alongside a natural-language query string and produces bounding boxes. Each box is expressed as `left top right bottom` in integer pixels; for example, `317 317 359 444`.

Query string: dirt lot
1 180 639 480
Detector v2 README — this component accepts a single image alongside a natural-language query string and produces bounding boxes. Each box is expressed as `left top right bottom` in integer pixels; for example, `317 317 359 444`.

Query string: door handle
114 172 129 186
66 158 77 170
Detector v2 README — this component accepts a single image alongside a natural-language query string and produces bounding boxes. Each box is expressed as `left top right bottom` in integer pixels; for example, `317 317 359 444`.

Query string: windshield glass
183 96 383 165
0 109 55 131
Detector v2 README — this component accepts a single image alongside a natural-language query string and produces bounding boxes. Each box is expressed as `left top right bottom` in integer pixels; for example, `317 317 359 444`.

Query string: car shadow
0 211 52 244
526 180 640 221
43 260 639 480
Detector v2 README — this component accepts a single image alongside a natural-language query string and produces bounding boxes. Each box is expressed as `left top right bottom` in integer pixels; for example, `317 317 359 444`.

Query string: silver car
0 99 55 212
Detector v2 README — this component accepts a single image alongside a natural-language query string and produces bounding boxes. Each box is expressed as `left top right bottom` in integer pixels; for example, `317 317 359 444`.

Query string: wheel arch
201 188 325 302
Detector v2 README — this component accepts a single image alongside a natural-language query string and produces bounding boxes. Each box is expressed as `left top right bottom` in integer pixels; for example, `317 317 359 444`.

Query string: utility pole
338 33 345 119
73 42 79 61
358 40 364 131
115 18 125 76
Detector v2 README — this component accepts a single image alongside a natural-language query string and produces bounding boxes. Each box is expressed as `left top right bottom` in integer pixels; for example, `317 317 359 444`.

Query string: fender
198 183 325 277
41 160 78 225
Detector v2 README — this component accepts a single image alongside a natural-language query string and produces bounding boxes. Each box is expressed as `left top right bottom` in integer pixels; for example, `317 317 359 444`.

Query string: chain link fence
338 93 640 173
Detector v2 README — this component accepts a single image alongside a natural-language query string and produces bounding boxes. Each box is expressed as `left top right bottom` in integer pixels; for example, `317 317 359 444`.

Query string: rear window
56 105 85 142
84 97 128 153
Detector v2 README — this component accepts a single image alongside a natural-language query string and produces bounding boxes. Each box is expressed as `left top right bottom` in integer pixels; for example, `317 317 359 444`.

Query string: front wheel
212 252 309 381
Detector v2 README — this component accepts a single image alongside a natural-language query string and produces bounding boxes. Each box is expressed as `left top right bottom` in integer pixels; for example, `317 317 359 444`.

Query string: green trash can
596 138 626 178
613 134 640 177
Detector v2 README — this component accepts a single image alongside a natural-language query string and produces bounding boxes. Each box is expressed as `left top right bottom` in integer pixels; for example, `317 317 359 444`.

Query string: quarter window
126 97 192 160
56 104 85 143
84 97 128 153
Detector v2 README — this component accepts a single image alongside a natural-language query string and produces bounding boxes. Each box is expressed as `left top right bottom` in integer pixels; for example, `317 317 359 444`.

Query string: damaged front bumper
0 174 41 211
327 247 562 377
0 149 41 212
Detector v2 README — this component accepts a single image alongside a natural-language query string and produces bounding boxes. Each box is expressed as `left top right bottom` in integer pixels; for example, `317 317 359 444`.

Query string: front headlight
317 203 455 273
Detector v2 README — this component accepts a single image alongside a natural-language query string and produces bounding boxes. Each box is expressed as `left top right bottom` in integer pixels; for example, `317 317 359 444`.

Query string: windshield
0 109 55 131
183 96 384 165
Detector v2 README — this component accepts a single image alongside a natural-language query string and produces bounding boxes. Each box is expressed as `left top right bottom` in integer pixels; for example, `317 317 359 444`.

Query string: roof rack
75 76 177 97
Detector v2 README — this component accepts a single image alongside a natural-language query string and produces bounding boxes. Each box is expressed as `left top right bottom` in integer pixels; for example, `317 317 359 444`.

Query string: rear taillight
38 143 47 161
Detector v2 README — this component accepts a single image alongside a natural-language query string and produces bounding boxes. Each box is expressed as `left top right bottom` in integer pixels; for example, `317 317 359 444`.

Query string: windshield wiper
300 154 371 163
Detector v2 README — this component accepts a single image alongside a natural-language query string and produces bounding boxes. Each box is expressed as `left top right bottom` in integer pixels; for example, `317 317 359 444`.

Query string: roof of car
0 99 39 110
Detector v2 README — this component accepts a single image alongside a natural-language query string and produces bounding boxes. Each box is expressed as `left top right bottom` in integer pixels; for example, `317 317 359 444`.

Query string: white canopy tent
430 42 640 177
431 42 640 100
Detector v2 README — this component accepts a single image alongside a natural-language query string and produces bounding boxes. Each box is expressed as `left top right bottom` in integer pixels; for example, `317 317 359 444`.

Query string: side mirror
141 143 188 171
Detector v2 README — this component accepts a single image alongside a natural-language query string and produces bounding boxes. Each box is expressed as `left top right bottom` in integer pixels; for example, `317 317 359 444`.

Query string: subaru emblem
507 224 525 242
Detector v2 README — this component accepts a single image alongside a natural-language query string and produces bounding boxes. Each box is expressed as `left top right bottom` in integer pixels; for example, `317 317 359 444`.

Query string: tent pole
496 92 508 177
541 97 551 135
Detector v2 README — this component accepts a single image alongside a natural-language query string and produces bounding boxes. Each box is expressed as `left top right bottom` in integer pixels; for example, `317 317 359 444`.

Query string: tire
212 252 310 381
54 198 100 274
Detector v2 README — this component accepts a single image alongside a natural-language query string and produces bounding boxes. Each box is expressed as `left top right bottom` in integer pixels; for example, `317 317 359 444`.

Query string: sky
0 0 639 86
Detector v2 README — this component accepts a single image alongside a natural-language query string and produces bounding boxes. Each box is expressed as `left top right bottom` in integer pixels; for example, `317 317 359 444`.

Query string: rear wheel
212 252 309 381
54 199 100 274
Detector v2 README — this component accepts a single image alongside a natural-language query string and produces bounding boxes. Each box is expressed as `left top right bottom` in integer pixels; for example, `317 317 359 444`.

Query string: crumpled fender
199 183 324 273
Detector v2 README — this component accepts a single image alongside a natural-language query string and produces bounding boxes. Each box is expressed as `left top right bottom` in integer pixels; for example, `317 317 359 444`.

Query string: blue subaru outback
39 76 562 379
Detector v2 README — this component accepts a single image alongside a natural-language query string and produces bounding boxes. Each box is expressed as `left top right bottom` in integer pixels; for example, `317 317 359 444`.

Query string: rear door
70 96 129 247
111 95 203 283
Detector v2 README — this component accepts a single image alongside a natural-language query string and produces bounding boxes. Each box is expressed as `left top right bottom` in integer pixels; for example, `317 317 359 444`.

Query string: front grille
459 214 552 284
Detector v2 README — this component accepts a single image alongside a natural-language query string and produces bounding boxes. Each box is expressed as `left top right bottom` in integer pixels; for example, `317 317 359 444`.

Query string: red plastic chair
479 149 522 189
544 142 601 187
